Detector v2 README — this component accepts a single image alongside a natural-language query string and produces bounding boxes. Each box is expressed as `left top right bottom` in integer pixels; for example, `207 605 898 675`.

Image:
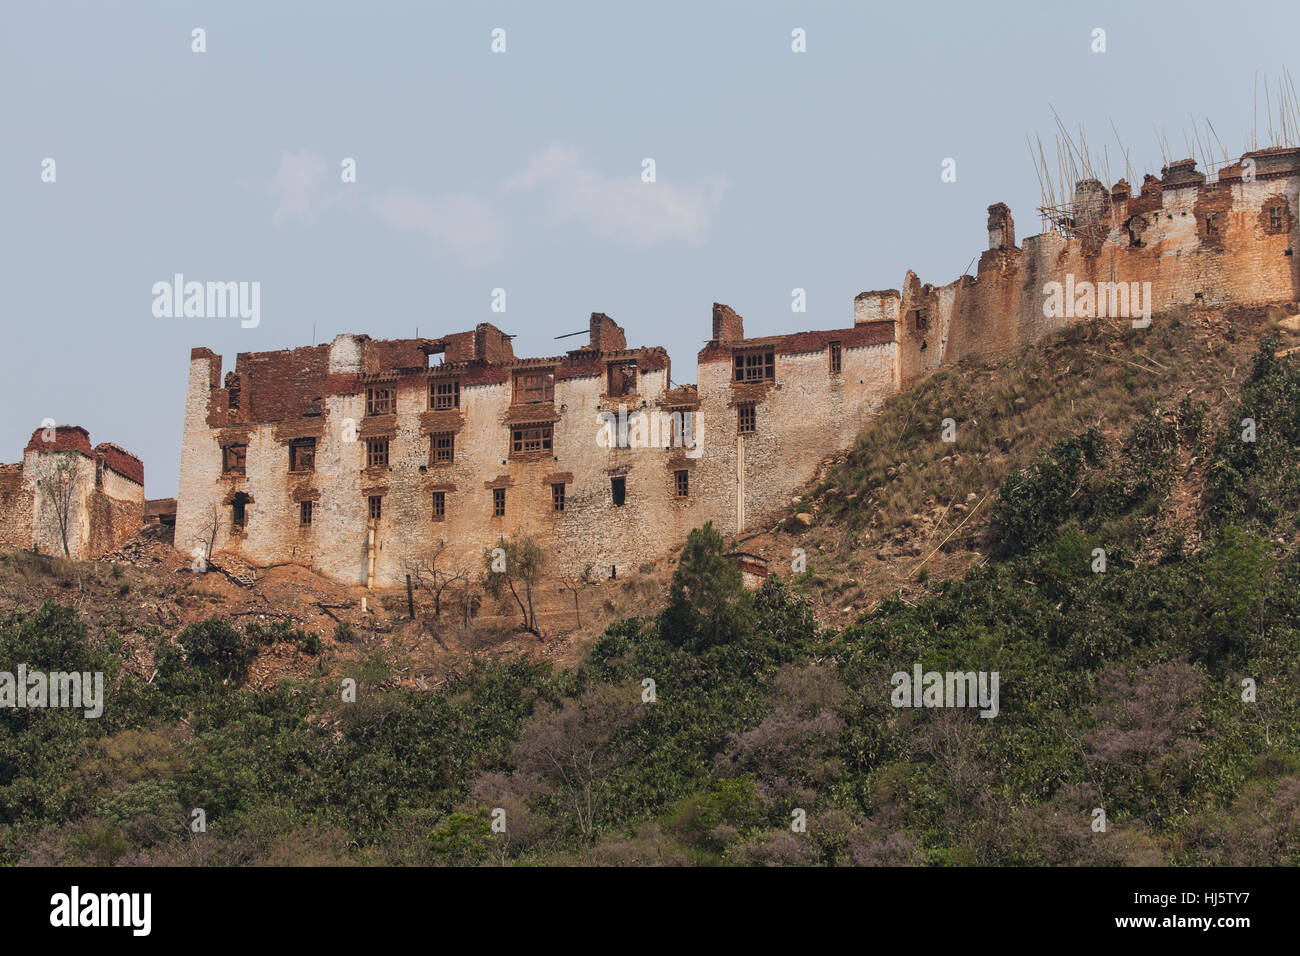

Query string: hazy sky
3 0 1297 496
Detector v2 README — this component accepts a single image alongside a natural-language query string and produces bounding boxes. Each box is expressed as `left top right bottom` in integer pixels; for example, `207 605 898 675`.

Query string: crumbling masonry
174 148 1300 588
0 426 145 559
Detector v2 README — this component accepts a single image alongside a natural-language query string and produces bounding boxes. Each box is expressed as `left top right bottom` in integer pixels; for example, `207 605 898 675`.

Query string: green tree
483 533 545 636
661 522 756 648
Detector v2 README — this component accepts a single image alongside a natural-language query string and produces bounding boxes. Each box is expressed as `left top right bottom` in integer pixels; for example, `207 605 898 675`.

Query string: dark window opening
432 432 454 464
299 501 312 526
674 470 689 498
368 495 383 521
911 310 929 332
607 361 638 397
733 350 775 383
492 487 506 517
552 483 566 512
432 491 446 520
1270 206 1285 231
829 341 842 374
365 386 394 417
738 404 756 434
1205 213 1220 237
1127 218 1144 248
430 379 460 410
231 492 250 531
222 443 247 476
366 437 389 469
289 438 316 473
611 476 626 507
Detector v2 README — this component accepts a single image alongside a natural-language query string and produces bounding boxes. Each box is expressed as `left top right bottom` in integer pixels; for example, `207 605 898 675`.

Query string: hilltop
4 304 1300 866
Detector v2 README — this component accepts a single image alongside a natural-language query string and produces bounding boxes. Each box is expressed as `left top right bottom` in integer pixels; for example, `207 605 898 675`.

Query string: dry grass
749 303 1297 621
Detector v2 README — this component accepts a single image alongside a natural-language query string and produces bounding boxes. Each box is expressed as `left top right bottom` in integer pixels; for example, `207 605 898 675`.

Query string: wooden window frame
368 495 383 521
299 501 312 526
432 491 446 520
552 482 566 512
222 443 247 476
829 341 842 374
365 386 394 417
738 404 756 434
289 438 316 473
430 379 461 410
511 424 553 455
674 469 689 498
732 350 775 383
492 487 506 517
432 432 454 464
366 437 389 469
512 368 555 404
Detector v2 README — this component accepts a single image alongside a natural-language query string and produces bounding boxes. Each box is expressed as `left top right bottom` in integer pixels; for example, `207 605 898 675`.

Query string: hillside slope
4 304 1300 867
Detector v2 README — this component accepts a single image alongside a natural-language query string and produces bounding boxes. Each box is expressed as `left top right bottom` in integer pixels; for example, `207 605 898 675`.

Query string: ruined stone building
0 426 145 559
174 147 1299 588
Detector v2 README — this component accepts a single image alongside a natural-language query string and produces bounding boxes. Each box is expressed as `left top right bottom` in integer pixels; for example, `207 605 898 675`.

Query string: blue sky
2 0 1297 496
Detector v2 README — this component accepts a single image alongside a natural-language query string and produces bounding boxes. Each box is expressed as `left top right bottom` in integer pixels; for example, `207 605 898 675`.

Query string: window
368 495 383 521
430 379 460 410
299 501 312 526
1270 205 1285 231
733 350 775 383
1205 213 1220 237
513 369 555 404
552 482 566 512
492 487 506 517
432 432 454 464
365 386 394 417
366 437 389 469
911 310 929 332
829 341 842 374
231 492 250 530
607 360 638 397
674 470 689 498
432 491 446 520
611 476 626 507
738 404 756 434
512 424 553 454
222 443 247 476
289 438 315 473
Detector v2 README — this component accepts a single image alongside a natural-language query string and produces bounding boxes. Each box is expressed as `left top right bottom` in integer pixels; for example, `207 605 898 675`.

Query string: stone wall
0 426 145 558
172 148 1300 589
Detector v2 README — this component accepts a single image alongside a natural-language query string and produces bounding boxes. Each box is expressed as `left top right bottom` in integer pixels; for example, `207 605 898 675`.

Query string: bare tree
511 682 647 838
558 563 596 629
483 533 545 637
405 540 472 618
38 452 79 557
190 502 220 572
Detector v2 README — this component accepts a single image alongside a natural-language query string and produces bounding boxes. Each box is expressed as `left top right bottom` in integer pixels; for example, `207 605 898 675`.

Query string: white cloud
505 143 727 245
269 143 723 264
269 150 334 226
369 190 507 268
